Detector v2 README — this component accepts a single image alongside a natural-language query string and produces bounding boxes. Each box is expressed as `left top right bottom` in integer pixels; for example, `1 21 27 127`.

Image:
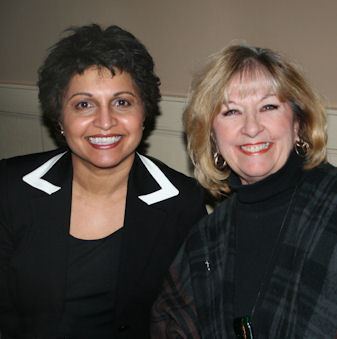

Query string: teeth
88 136 122 145
241 142 270 153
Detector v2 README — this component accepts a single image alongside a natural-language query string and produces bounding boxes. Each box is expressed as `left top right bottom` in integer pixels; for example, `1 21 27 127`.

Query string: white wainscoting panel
327 108 337 166
1 83 337 176
0 84 56 159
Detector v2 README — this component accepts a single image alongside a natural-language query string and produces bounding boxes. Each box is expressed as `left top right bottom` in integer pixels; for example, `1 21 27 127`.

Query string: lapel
25 150 72 314
22 151 179 318
114 154 170 313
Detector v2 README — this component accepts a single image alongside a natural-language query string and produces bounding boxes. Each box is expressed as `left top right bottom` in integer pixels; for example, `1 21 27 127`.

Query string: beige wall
0 0 337 107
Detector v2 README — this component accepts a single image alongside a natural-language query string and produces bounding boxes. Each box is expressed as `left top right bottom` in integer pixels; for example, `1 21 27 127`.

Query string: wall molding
1 83 337 173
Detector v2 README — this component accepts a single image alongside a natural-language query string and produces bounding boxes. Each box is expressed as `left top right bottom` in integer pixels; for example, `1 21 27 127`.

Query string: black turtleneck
231 152 303 319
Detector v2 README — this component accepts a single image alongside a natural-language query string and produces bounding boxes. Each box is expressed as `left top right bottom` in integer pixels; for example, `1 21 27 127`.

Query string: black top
0 149 207 338
57 228 123 337
231 152 303 321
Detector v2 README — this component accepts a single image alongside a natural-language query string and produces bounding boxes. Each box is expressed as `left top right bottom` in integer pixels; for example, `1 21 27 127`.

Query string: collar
22 151 179 205
136 153 179 204
229 151 303 204
22 151 67 195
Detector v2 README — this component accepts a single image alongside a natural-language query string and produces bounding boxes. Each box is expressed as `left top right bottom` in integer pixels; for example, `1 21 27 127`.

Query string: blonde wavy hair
183 44 327 198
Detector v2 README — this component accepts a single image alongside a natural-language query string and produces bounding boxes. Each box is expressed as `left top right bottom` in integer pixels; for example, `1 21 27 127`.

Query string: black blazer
0 148 206 338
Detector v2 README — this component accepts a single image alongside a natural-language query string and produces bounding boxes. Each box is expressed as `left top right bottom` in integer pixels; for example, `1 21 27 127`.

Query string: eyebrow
67 91 137 101
67 92 92 101
261 93 277 100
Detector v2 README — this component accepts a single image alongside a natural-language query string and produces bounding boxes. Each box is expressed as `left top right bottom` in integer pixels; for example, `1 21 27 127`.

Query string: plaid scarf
151 163 337 338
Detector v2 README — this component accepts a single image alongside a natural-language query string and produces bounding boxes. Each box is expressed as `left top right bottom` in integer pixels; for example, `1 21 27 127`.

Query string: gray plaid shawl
151 163 337 339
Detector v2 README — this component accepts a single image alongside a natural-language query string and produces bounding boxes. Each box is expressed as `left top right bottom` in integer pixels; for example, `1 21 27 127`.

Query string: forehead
66 66 137 91
71 66 124 81
224 66 279 103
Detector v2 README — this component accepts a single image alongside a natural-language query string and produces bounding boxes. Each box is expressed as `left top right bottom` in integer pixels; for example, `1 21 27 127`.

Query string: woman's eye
262 104 279 111
222 109 239 116
115 99 131 108
75 101 93 110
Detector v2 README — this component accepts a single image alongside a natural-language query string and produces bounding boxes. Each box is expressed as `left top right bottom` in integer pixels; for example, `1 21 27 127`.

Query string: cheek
213 121 234 147
262 112 294 139
126 114 145 130
63 116 89 135
120 118 143 138
61 111 73 127
277 119 298 143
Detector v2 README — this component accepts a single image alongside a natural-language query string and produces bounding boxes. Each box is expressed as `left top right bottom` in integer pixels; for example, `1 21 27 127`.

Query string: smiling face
212 72 299 185
61 66 145 173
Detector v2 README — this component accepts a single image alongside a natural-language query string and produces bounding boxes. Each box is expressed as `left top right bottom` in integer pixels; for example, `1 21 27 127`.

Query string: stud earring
59 123 65 136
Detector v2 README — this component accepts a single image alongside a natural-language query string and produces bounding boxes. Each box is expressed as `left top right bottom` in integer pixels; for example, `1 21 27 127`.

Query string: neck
231 151 303 204
71 154 134 196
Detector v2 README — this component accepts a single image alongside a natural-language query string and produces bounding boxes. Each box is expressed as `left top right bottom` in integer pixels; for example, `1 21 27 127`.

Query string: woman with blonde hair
151 45 337 338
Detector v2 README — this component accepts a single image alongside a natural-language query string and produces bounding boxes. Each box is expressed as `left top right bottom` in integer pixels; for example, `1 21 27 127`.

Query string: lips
87 135 122 148
240 142 272 155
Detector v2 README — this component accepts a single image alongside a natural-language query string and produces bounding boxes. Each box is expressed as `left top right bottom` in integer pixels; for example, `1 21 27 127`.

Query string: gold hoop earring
295 138 309 157
214 152 226 170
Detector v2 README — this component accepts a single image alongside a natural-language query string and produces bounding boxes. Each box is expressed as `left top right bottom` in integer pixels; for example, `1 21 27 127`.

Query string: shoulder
202 197 233 227
133 154 207 224
0 148 69 200
307 161 337 175
136 153 205 196
0 149 65 223
143 154 196 183
294 163 337 227
169 197 233 283
0 148 67 178
302 162 337 192
186 196 233 246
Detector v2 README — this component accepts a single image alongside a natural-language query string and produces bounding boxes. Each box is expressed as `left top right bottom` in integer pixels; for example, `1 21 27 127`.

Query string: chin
93 153 135 169
90 157 123 169
241 168 273 184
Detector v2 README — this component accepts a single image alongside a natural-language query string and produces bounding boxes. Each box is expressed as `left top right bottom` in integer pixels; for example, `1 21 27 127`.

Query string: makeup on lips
239 142 273 155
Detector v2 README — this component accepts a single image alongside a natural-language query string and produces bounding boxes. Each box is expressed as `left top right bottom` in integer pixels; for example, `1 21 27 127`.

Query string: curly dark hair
38 24 161 145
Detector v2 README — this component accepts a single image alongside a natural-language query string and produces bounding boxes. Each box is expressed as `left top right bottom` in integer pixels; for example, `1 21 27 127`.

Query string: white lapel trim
137 154 179 205
22 151 67 195
22 152 178 202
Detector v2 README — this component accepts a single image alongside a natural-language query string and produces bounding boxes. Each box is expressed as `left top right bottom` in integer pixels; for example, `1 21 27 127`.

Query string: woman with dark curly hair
151 45 337 338
0 24 206 338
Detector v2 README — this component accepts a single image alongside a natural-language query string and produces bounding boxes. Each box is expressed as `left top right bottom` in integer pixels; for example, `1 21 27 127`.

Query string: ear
58 122 65 135
210 131 219 153
210 130 217 143
293 119 300 141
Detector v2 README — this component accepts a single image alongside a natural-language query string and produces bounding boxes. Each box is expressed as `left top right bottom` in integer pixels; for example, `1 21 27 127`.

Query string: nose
93 107 117 130
241 112 263 137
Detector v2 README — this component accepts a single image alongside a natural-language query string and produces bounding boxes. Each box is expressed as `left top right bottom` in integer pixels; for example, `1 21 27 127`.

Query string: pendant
233 316 254 339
